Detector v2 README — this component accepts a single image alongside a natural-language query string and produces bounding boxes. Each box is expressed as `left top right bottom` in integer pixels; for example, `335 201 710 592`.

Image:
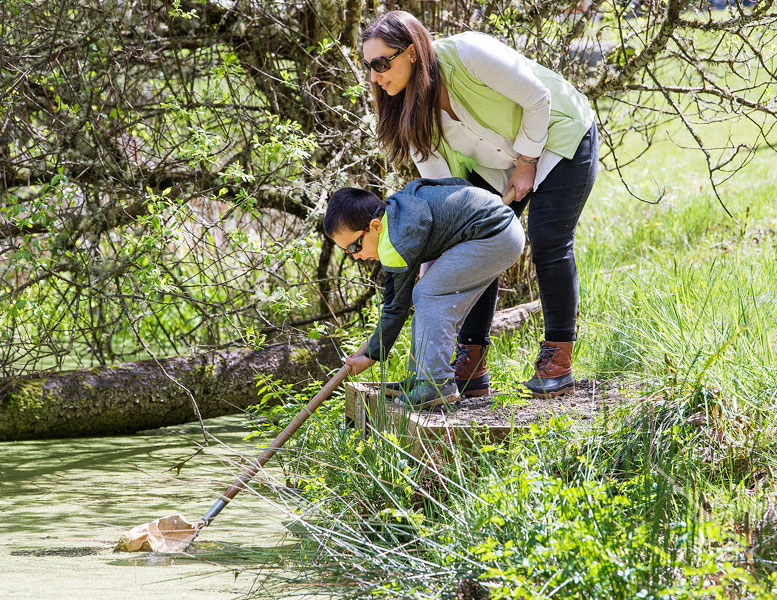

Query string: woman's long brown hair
362 11 443 166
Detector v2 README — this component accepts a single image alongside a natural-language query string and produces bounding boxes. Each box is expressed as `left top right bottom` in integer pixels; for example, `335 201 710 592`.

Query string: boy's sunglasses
362 48 404 74
343 207 385 255
345 225 371 255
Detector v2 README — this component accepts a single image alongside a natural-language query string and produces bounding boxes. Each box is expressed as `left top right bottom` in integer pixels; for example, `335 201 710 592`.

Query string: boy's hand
346 354 376 375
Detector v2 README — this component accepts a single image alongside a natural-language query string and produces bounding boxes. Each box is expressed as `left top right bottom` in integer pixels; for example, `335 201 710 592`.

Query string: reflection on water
0 415 326 600
11 546 101 557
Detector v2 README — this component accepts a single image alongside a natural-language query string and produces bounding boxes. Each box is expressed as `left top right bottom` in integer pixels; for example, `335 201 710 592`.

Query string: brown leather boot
523 341 575 398
452 343 490 397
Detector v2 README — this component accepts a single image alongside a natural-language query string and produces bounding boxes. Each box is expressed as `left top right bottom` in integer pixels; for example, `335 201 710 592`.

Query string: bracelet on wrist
517 154 539 165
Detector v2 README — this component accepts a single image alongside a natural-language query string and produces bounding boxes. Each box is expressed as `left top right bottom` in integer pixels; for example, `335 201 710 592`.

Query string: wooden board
344 379 620 460
344 382 516 459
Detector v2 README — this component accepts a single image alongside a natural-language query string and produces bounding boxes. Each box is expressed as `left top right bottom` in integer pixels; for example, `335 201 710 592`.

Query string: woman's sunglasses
362 48 404 74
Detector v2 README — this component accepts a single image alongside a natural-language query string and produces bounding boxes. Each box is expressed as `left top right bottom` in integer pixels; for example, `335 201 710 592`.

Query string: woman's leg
528 123 598 342
524 123 599 396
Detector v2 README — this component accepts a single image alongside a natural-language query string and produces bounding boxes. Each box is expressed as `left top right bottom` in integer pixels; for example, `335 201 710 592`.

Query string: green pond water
0 415 325 600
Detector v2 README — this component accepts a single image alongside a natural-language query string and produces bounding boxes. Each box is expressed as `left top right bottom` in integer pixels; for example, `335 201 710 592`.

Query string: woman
361 11 598 398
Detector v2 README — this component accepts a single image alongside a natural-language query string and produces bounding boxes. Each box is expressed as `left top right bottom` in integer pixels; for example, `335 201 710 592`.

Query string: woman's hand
346 354 376 375
507 157 537 202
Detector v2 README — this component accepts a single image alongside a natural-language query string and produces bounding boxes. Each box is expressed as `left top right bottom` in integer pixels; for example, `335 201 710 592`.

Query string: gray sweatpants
410 218 525 381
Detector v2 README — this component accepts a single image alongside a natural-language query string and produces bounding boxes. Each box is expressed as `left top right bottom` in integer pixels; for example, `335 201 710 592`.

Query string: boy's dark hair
324 188 385 237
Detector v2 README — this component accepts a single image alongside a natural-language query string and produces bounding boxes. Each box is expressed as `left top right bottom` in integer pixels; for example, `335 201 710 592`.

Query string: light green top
433 33 595 178
377 213 407 268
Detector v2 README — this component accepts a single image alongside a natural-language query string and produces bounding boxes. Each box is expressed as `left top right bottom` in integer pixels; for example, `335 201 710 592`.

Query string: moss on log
0 340 341 441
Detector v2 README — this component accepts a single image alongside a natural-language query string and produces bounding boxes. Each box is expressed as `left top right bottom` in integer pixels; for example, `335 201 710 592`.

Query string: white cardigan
412 33 565 194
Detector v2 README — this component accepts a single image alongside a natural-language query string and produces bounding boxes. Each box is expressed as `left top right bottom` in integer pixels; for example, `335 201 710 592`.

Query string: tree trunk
0 340 342 441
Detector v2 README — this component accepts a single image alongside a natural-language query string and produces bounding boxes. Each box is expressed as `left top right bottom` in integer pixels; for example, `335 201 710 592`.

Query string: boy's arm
365 269 416 362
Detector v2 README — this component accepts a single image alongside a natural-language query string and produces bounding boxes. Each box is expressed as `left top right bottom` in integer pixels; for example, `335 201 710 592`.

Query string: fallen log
0 339 342 441
0 304 539 441
490 301 541 337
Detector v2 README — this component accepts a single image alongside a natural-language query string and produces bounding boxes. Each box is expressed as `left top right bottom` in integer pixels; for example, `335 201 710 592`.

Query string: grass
232 108 777 598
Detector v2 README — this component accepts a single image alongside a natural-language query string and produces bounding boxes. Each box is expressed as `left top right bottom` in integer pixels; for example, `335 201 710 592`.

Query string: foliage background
1 0 775 378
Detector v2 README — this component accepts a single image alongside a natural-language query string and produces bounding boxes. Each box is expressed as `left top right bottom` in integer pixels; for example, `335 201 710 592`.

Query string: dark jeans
459 122 599 345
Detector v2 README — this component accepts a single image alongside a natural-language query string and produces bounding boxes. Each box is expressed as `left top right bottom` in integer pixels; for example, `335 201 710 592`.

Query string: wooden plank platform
344 382 515 458
344 379 618 459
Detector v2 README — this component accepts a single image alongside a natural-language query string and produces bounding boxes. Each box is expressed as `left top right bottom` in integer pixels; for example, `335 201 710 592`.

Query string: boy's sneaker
384 377 417 397
393 378 459 410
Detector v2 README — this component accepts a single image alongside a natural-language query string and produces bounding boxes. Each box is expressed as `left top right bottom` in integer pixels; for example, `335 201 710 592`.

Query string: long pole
198 340 368 527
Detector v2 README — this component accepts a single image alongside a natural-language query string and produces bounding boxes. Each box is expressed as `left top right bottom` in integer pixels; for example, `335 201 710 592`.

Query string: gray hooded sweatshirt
366 177 514 361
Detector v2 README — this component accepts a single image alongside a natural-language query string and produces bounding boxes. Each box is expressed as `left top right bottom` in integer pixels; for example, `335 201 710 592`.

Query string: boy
324 177 525 408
